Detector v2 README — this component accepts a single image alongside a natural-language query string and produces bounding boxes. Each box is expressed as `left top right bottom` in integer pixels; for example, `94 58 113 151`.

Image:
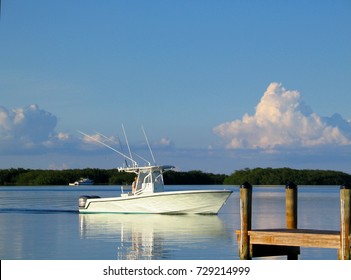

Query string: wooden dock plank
235 228 345 249
247 229 341 249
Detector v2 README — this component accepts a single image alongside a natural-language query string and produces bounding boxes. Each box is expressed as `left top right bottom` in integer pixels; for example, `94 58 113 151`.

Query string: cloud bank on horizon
0 104 73 154
1 83 351 167
0 104 173 156
214 83 351 150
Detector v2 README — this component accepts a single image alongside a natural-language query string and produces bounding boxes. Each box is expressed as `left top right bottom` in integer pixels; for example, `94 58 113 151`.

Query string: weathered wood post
286 182 298 259
239 182 252 260
339 183 351 260
286 182 298 229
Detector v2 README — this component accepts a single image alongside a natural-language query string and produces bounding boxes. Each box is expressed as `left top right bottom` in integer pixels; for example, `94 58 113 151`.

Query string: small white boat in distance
69 178 94 186
79 165 232 214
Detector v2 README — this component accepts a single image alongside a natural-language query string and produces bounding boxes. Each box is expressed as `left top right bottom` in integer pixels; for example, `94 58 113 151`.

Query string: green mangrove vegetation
0 168 226 186
224 167 351 185
0 167 350 186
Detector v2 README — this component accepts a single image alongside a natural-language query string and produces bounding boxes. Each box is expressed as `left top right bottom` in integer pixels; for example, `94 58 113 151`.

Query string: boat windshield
153 170 163 184
135 169 164 192
136 172 149 190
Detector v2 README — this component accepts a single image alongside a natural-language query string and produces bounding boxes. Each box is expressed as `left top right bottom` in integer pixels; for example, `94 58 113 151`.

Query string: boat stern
79 195 101 210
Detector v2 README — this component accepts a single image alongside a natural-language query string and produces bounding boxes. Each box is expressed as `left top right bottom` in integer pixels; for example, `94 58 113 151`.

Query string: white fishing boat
78 128 232 214
69 177 94 186
79 165 232 214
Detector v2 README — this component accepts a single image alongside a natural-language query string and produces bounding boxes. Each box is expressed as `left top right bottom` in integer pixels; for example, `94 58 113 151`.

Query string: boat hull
79 190 232 214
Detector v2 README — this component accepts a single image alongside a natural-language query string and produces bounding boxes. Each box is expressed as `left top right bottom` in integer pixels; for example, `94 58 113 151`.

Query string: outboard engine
79 195 100 208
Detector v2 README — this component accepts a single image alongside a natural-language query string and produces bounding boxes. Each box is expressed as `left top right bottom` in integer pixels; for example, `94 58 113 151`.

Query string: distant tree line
1 167 350 186
163 170 227 185
224 167 351 185
0 168 133 186
0 168 227 186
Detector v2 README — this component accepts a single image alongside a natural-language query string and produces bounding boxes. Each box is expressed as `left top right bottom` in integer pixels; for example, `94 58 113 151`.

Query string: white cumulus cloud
156 137 173 148
0 104 73 154
214 83 351 149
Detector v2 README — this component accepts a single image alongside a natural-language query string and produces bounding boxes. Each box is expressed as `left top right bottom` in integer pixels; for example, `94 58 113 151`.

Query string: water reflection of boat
79 214 228 260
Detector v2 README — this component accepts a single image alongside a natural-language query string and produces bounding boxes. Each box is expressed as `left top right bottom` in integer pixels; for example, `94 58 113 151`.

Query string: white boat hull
79 190 232 214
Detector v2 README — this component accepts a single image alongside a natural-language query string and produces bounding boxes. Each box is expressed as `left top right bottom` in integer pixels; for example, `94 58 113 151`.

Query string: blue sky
1 0 351 174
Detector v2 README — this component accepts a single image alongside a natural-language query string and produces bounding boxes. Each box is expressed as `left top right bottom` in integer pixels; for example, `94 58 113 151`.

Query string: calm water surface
0 185 341 260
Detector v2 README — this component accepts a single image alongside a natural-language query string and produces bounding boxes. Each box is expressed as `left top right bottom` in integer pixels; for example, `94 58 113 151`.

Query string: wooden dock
236 182 351 260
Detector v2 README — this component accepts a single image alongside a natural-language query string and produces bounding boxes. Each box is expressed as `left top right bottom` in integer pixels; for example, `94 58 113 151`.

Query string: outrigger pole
95 132 129 167
97 131 151 166
78 130 138 167
142 125 156 165
122 124 136 167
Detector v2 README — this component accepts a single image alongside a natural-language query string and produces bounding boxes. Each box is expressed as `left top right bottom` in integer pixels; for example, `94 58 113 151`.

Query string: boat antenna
122 124 135 167
142 126 156 165
78 131 137 167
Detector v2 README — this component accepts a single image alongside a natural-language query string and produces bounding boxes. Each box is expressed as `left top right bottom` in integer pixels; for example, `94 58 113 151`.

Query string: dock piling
239 182 252 260
285 182 298 259
339 183 351 260
285 182 298 229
